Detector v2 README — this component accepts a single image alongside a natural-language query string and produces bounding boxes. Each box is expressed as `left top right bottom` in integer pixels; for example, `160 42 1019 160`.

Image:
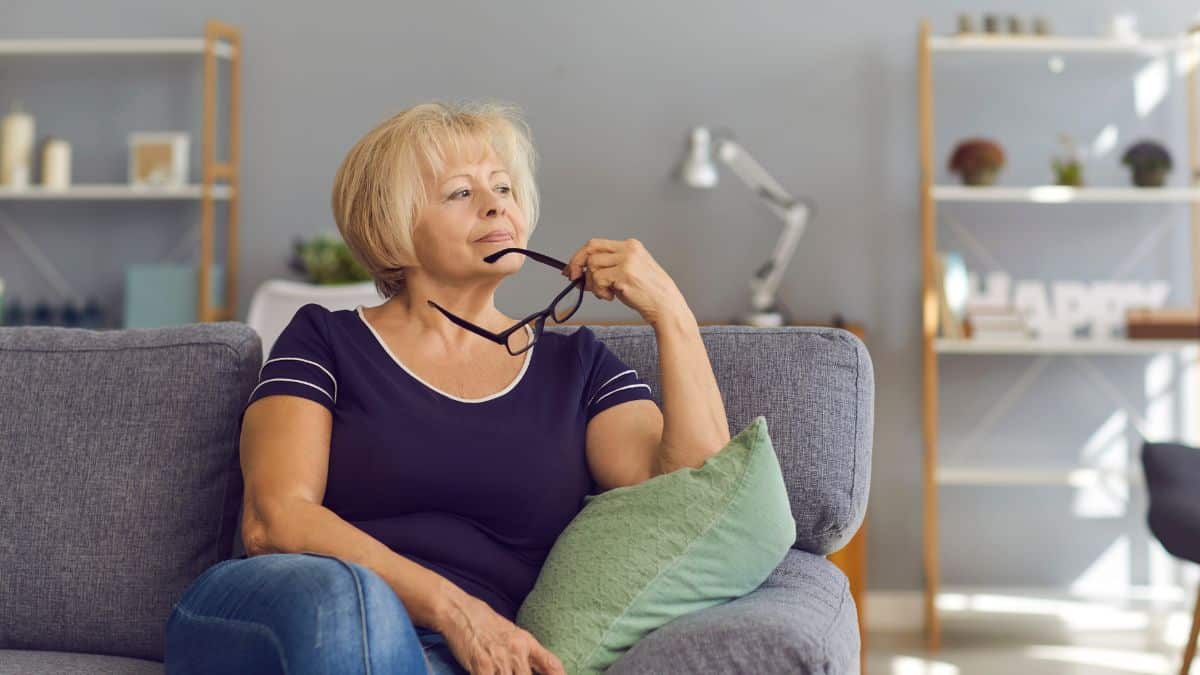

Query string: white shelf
0 184 233 200
937 467 1141 486
932 185 1200 203
936 584 1193 605
936 338 1197 354
0 38 235 59
929 34 1197 55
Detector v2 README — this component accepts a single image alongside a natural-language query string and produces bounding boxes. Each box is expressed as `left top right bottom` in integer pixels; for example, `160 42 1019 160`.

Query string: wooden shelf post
198 19 241 322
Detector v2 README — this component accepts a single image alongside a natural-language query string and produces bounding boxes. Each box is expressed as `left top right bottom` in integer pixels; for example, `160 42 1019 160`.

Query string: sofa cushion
516 416 795 674
0 322 261 662
605 549 860 674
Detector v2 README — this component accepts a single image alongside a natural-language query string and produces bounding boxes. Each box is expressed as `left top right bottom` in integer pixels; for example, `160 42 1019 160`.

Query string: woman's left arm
565 238 730 477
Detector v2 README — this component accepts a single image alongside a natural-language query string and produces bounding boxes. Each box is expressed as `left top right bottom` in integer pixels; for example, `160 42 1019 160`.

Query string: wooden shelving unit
0 20 241 323
918 20 1200 651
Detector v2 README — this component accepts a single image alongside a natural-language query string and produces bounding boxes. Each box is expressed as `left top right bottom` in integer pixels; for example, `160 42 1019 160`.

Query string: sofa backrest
550 325 874 555
0 322 260 662
0 320 873 662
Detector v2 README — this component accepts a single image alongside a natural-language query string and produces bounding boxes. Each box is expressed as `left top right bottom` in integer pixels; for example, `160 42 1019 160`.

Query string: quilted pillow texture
516 415 795 674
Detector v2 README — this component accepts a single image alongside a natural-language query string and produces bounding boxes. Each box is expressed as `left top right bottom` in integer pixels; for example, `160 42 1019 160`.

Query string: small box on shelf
123 263 223 328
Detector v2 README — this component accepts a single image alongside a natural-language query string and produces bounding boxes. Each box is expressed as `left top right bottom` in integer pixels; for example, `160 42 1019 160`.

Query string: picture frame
128 132 190 188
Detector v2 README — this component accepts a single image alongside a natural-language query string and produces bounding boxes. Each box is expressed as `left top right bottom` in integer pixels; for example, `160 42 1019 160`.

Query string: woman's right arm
238 395 463 631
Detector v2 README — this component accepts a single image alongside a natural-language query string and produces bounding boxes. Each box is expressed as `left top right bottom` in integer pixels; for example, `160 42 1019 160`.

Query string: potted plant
1121 140 1172 187
1052 133 1084 187
948 138 1005 186
245 233 382 352
289 233 373 285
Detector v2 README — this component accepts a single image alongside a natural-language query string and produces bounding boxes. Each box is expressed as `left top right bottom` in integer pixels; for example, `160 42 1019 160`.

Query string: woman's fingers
587 268 616 301
565 238 621 280
530 644 566 675
581 251 621 271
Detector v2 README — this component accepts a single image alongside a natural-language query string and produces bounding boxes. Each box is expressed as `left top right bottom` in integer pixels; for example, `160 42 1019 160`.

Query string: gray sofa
0 320 874 674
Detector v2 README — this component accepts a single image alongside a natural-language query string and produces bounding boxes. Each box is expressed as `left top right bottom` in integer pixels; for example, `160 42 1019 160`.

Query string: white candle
41 138 71 190
1 103 35 188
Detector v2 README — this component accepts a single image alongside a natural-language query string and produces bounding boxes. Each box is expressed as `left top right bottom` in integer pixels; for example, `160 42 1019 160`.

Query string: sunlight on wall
1144 353 1175 439
1149 538 1180 598
1134 57 1169 118
1181 347 1199 444
1073 410 1128 518
1090 124 1119 159
1070 535 1130 595
1175 48 1200 84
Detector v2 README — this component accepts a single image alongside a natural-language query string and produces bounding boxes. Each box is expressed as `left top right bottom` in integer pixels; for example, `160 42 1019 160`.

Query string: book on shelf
965 305 1031 340
1126 306 1200 339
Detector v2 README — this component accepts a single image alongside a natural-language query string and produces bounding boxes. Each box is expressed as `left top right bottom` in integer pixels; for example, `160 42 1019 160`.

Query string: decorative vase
1131 167 1167 187
962 167 998 186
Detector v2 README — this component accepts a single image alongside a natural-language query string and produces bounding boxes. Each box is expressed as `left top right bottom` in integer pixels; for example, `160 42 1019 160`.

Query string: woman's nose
481 194 506 217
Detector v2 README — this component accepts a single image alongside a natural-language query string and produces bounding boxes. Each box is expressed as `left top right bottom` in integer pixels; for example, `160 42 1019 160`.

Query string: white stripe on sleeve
247 377 335 404
260 357 338 400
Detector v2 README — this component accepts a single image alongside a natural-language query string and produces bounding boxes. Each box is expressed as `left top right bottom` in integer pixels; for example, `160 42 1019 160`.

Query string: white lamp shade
680 126 719 188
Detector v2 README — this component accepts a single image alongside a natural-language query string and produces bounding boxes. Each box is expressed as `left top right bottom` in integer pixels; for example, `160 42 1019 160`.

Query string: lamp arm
714 138 812 313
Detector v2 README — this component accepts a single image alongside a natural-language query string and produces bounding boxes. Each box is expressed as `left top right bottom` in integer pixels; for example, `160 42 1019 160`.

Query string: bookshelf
918 19 1200 651
0 20 241 323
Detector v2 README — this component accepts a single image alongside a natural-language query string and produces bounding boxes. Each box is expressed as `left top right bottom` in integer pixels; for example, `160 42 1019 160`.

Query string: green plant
289 234 372 285
1052 133 1084 187
948 138 1005 185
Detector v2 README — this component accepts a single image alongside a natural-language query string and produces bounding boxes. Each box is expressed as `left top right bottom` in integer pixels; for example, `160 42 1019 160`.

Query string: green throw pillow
515 415 795 674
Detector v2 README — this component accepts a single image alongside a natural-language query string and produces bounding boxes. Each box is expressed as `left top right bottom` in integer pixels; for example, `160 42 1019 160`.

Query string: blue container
124 263 225 328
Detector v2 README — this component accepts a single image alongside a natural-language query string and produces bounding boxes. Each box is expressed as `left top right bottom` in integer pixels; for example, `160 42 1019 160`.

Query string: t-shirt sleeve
577 326 655 422
244 303 339 417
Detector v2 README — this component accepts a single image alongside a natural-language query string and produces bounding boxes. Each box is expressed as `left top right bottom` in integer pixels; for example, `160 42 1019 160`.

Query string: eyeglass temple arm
426 301 508 345
484 247 569 270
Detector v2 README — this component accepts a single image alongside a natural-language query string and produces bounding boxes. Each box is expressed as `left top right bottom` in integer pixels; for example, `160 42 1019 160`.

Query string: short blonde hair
331 100 541 299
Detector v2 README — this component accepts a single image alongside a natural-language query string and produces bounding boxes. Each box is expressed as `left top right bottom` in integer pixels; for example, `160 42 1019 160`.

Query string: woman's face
411 147 528 284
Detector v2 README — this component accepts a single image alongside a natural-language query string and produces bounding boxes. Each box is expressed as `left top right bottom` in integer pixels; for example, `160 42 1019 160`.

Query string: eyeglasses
427 247 586 356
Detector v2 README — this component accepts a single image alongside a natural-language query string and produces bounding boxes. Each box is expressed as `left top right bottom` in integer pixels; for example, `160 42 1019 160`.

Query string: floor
866 589 1198 674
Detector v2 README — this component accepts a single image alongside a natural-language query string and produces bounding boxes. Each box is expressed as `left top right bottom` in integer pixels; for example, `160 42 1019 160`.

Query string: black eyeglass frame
426 247 586 356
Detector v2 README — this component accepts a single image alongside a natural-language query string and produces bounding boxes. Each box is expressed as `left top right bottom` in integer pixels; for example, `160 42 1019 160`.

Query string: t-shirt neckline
354 304 534 404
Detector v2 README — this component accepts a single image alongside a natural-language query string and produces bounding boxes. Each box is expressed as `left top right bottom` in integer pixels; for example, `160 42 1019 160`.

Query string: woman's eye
450 185 510 200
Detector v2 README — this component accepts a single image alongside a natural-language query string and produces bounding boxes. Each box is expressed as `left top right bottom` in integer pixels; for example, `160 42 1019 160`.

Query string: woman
164 100 730 675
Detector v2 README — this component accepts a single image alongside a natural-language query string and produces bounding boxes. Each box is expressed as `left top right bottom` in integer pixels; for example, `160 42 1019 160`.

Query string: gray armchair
0 320 873 674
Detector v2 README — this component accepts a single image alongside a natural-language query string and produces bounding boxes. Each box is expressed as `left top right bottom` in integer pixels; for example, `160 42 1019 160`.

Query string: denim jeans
164 552 468 674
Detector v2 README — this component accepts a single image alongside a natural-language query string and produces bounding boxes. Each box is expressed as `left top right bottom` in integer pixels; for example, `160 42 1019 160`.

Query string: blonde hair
331 100 541 299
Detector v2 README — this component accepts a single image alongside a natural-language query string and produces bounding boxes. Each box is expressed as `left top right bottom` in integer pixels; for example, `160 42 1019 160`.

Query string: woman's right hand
436 591 566 675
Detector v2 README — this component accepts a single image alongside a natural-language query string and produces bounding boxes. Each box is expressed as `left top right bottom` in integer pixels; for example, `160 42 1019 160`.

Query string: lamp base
739 310 785 327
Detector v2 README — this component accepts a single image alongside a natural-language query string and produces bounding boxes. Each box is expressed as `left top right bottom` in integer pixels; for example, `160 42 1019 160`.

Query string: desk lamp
678 126 813 327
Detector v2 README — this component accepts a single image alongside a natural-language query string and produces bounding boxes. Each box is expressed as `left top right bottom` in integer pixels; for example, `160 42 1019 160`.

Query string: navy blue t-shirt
241 303 654 621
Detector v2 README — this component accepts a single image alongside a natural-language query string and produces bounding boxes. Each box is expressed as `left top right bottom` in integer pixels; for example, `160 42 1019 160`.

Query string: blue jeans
164 552 468 675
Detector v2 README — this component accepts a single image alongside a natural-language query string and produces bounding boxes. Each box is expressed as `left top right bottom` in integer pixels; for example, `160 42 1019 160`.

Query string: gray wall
3 1 1198 592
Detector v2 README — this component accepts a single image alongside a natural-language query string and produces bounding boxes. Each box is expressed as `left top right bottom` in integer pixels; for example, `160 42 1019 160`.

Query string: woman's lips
475 233 513 243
